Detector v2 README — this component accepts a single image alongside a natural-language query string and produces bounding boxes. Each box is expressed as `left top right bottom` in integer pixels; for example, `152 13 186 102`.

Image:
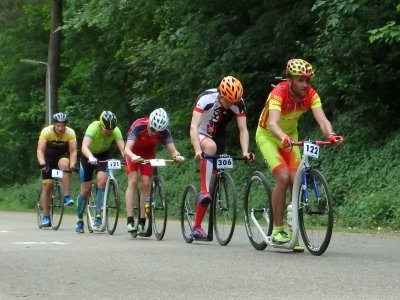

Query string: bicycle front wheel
50 181 64 230
36 187 43 229
151 177 167 241
106 179 120 235
86 183 97 233
213 172 237 246
243 171 272 251
180 185 196 243
298 169 333 256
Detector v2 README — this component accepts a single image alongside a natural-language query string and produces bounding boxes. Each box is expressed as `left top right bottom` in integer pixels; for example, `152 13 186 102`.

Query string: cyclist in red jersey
256 58 343 251
124 108 184 235
190 76 254 239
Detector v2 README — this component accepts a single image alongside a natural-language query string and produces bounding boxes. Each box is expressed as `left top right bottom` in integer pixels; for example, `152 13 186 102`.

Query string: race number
303 142 320 158
108 159 122 170
149 159 166 167
51 169 63 179
216 157 233 169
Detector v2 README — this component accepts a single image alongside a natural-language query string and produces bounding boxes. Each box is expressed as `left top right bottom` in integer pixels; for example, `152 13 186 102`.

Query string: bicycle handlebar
203 154 249 160
292 141 333 146
140 158 176 164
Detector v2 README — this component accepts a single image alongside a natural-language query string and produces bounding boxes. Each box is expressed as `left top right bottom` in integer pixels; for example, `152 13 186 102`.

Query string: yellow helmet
286 58 314 78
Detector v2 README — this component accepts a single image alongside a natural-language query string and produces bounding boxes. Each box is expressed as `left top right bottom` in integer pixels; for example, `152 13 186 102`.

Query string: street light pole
20 59 52 125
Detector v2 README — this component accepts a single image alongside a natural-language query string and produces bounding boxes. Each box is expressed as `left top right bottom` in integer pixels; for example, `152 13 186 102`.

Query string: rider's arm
115 139 125 158
68 139 78 168
268 109 287 140
190 110 203 160
81 136 94 159
166 142 180 158
37 139 47 166
311 107 335 138
236 116 251 156
124 139 138 161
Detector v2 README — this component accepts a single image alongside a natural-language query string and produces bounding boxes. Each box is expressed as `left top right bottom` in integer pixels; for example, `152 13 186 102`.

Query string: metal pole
20 59 51 125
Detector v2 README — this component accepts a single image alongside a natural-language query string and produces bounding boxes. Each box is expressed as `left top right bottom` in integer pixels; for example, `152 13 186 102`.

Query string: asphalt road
1 211 400 300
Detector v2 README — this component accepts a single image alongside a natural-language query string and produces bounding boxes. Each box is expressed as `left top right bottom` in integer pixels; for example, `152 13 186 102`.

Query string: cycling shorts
256 126 300 174
79 151 110 183
125 158 153 176
42 152 69 181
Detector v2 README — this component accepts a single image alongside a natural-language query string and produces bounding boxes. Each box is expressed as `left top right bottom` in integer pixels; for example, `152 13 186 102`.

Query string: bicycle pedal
130 232 138 238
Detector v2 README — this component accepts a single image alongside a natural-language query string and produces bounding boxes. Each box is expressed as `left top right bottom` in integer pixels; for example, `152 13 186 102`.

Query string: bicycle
86 159 123 235
243 140 334 256
180 154 247 246
130 158 182 240
36 169 75 230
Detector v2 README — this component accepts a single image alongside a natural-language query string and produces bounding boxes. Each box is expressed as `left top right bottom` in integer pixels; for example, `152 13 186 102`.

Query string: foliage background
0 0 399 230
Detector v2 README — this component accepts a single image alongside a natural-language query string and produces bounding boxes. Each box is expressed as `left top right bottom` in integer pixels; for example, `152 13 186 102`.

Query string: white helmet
149 108 169 132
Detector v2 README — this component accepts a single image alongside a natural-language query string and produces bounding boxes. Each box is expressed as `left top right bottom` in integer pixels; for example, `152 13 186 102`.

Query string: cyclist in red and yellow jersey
124 108 184 235
256 58 343 251
37 113 78 227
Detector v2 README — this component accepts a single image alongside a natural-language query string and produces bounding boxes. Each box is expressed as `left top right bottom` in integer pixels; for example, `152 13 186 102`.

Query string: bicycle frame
249 141 332 250
181 154 246 245
87 159 121 234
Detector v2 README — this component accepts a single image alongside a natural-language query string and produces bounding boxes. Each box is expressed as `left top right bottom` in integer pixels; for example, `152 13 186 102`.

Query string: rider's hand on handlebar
244 152 255 163
88 156 98 165
39 163 49 172
281 135 294 148
174 155 185 163
130 155 142 163
328 134 344 145
68 167 78 174
194 151 203 162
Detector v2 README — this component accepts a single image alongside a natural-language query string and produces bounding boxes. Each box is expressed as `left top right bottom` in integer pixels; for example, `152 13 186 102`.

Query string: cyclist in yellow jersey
75 111 125 233
256 58 343 251
37 112 78 227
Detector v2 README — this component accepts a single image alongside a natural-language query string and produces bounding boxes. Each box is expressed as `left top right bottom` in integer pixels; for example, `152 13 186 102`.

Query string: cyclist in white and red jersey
124 108 184 235
190 76 254 239
256 58 343 251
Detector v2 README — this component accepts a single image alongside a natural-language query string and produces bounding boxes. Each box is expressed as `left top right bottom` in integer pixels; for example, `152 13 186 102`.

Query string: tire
151 176 167 241
86 183 97 233
36 187 43 229
298 169 333 256
50 181 64 230
243 171 273 251
213 172 237 246
133 187 152 237
180 185 196 243
106 179 120 235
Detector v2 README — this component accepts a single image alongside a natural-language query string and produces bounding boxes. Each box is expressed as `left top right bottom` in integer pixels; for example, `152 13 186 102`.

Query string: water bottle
287 204 293 232
145 197 151 218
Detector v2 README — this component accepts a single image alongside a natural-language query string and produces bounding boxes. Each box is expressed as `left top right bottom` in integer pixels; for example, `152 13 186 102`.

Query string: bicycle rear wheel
213 172 237 246
298 169 333 256
151 177 167 241
180 184 196 243
86 183 97 233
50 181 64 230
243 171 272 250
106 179 120 235
133 188 152 237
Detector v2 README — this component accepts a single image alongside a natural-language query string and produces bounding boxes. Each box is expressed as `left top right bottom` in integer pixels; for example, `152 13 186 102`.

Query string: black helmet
99 111 117 130
52 112 68 124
